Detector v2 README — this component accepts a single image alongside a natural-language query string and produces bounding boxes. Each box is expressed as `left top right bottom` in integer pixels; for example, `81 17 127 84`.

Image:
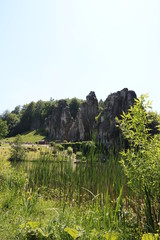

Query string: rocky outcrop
68 91 99 141
45 100 73 140
95 88 137 148
44 88 137 147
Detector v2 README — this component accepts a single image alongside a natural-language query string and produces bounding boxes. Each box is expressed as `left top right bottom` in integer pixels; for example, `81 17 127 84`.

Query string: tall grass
1 142 158 239
15 151 124 206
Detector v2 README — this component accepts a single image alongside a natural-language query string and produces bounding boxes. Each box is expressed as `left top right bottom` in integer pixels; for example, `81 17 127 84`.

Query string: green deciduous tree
4 113 20 134
0 118 8 139
116 95 160 232
68 98 83 119
10 135 26 161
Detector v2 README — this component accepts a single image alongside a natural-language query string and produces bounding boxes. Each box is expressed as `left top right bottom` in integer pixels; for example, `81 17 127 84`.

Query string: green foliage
56 144 64 151
10 135 26 161
12 105 21 115
20 101 36 132
0 118 8 139
68 98 83 119
64 227 80 239
41 101 55 120
50 141 55 147
19 222 54 240
98 99 105 111
105 232 118 240
84 140 96 150
3 100 56 136
2 111 20 135
142 233 159 240
95 112 102 122
147 111 160 135
2 97 83 137
116 94 160 231
6 130 45 144
76 151 83 160
52 147 57 155
21 189 39 214
67 146 73 156
61 141 96 156
0 150 141 239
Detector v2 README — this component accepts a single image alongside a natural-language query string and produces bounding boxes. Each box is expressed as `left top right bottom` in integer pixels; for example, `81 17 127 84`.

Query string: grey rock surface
45 88 137 147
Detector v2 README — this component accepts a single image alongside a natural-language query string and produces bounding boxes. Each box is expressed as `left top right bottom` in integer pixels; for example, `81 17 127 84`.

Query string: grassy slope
4 130 46 144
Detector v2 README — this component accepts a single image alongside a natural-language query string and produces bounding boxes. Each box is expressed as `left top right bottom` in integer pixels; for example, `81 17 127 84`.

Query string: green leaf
105 232 118 240
64 227 80 239
37 228 51 238
20 221 40 229
142 233 159 240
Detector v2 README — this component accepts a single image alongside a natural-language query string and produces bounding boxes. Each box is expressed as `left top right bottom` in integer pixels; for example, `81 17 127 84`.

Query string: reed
1 142 157 239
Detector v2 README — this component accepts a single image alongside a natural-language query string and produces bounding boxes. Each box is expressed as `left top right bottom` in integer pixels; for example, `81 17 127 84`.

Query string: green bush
52 148 57 155
116 94 160 232
9 135 26 161
50 141 55 147
56 144 64 151
76 151 83 160
67 146 73 156
61 141 97 155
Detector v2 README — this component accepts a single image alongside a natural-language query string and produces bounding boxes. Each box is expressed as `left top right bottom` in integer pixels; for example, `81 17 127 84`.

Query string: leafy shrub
52 148 57 155
56 144 64 151
68 97 83 119
61 141 97 155
50 141 55 147
116 95 160 232
19 221 54 239
141 233 159 240
9 135 26 161
67 146 73 156
76 151 83 160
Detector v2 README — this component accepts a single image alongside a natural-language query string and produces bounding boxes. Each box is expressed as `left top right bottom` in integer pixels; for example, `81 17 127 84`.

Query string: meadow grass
4 129 46 144
0 153 127 239
0 137 159 239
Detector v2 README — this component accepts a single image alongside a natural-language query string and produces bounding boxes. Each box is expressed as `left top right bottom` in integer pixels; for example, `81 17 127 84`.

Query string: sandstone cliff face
68 91 99 141
96 88 137 147
45 88 137 146
45 100 73 140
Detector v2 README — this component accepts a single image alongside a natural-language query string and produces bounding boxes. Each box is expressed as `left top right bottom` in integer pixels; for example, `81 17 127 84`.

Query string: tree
41 101 55 120
18 102 36 133
10 135 26 161
0 118 8 139
11 105 21 115
3 112 20 134
116 95 160 232
68 98 82 119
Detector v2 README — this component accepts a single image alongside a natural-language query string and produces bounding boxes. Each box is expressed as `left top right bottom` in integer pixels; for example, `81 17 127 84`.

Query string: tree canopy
0 118 8 139
1 97 84 137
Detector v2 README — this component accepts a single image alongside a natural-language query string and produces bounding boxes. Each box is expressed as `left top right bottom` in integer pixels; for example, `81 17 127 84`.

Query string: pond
13 157 128 204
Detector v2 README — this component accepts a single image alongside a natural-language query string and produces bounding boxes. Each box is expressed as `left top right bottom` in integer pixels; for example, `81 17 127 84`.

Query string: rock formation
68 91 99 141
44 88 137 147
45 100 73 140
95 88 137 148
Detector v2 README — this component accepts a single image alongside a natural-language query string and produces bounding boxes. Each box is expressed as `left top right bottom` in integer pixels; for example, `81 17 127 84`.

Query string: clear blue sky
0 0 160 114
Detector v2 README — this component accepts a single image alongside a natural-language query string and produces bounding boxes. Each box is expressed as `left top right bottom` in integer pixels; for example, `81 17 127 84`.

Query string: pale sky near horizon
0 0 160 114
